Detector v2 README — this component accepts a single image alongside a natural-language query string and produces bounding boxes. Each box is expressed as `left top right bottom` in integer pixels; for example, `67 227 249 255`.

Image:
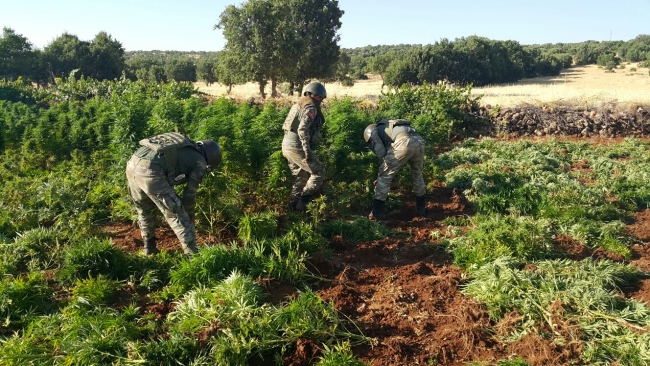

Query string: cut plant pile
488 105 650 138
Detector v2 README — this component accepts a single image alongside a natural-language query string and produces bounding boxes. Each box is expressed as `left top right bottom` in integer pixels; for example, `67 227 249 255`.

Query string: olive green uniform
126 144 207 254
281 96 326 204
367 120 426 200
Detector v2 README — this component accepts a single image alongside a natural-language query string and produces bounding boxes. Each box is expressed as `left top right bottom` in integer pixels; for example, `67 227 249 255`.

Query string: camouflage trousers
126 156 198 254
375 136 426 201
281 145 325 203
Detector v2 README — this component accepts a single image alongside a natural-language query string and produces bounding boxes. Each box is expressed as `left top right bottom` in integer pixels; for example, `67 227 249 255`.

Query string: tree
369 52 394 88
88 31 125 80
348 54 367 79
331 51 353 86
43 33 91 81
215 53 247 94
217 0 295 98
196 56 219 86
0 27 35 81
283 0 344 95
216 0 343 98
164 58 196 82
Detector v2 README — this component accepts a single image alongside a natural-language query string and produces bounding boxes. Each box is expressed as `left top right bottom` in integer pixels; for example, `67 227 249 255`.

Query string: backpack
138 132 199 178
378 119 411 142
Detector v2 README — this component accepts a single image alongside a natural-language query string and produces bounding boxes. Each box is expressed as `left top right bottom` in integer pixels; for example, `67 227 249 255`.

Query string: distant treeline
2 26 650 90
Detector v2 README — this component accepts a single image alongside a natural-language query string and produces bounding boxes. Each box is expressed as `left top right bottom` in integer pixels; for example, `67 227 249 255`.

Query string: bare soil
103 138 650 365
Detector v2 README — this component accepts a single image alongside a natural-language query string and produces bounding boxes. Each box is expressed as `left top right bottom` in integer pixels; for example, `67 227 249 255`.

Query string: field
2 70 650 365
196 62 650 109
104 137 650 365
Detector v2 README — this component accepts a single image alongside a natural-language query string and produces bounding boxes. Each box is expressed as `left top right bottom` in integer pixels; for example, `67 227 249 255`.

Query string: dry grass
195 63 650 108
473 63 650 109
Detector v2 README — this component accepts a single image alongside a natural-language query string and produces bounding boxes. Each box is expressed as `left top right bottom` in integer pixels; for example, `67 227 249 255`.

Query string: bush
71 275 118 305
0 272 54 325
378 83 483 148
57 237 131 283
447 215 555 269
238 211 278 242
320 216 389 242
0 227 63 274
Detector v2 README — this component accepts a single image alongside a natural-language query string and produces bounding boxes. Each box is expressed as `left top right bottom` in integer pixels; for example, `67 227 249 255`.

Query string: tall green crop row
0 79 475 237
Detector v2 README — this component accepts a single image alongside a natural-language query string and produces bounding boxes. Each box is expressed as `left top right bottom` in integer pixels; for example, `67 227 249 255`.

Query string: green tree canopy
43 33 92 80
196 56 219 86
216 0 343 98
0 27 35 81
87 32 126 80
164 57 197 82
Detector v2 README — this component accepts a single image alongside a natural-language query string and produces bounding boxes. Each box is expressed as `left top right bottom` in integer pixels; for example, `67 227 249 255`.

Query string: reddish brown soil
102 222 228 253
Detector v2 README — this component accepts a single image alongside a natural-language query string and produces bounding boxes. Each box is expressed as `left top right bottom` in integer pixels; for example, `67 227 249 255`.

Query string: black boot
143 237 160 255
369 199 387 220
416 195 426 216
289 198 299 212
295 194 312 212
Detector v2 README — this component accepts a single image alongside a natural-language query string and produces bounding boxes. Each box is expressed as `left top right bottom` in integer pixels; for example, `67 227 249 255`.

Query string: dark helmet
303 82 327 98
197 140 222 169
363 124 377 143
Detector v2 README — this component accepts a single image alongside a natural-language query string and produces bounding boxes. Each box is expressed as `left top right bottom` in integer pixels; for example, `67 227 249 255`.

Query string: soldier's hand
302 157 311 165
373 180 377 186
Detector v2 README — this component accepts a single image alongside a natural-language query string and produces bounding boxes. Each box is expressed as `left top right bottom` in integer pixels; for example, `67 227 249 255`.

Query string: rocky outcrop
480 105 650 138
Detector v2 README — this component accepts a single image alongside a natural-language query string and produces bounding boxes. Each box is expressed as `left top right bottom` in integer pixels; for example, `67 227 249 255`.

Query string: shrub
317 341 367 366
0 272 54 325
320 216 389 242
0 227 63 274
57 237 130 283
71 275 118 305
238 211 278 242
447 215 555 269
378 83 483 148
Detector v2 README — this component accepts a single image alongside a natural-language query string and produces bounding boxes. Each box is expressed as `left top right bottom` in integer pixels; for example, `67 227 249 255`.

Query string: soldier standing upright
282 81 327 211
364 119 427 219
125 132 221 255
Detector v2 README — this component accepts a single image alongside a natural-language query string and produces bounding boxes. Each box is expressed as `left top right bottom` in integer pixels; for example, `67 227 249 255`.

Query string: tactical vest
283 96 323 132
138 132 200 178
378 119 412 143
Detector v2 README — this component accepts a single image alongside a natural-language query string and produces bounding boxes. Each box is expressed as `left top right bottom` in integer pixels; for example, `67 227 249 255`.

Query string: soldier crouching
125 132 221 256
364 119 427 219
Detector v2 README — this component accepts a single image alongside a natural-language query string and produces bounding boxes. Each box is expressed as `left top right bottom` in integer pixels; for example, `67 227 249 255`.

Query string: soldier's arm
297 106 316 159
369 129 387 160
181 160 208 222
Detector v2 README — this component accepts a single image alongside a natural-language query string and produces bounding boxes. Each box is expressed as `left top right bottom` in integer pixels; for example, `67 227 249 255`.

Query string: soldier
282 81 327 211
125 132 221 255
364 119 427 219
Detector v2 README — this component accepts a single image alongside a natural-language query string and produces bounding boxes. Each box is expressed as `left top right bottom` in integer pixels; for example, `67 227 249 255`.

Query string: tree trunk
270 76 278 98
289 82 295 96
258 81 266 99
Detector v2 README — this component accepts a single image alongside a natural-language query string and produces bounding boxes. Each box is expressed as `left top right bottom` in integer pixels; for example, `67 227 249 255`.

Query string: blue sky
1 0 649 51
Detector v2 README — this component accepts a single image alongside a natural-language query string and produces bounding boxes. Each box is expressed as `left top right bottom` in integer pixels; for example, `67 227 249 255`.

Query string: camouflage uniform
125 139 208 255
368 120 426 200
282 95 326 205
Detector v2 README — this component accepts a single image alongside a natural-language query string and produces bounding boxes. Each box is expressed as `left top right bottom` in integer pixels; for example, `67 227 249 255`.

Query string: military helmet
197 140 222 169
303 82 327 98
363 124 377 143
